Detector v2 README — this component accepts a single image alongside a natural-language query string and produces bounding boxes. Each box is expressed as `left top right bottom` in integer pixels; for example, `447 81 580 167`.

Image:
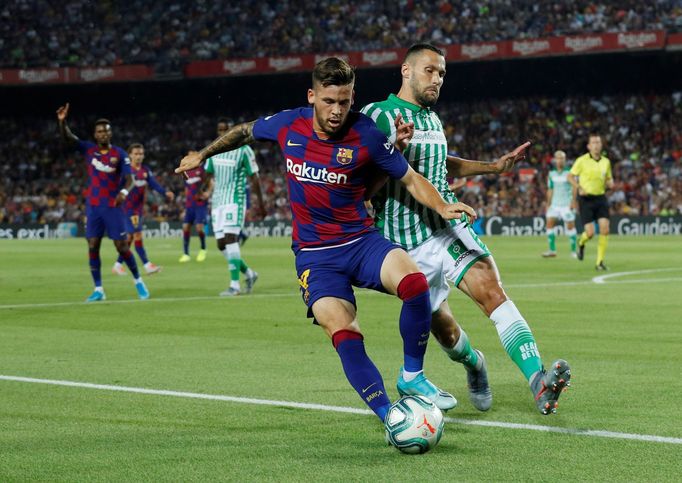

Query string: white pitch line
592 267 682 284
1 269 680 310
1 375 680 446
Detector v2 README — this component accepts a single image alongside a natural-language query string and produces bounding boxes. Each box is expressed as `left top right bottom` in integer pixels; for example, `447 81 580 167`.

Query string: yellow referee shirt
570 153 612 195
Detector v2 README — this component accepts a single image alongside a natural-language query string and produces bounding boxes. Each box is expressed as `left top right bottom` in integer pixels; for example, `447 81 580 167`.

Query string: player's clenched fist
438 201 477 221
175 151 203 174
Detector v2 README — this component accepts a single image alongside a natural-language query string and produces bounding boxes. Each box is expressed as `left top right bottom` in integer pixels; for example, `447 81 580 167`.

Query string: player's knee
486 292 509 316
397 272 429 301
431 311 459 347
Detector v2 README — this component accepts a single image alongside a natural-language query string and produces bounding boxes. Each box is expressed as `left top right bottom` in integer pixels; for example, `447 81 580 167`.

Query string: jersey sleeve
606 159 613 181
205 157 214 174
569 157 582 176
75 140 95 154
252 109 298 142
548 174 554 189
365 123 409 180
360 104 396 143
146 168 167 195
242 146 259 176
119 148 132 175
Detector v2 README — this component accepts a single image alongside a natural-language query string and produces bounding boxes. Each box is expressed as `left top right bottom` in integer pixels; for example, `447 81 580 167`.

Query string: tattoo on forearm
200 121 255 159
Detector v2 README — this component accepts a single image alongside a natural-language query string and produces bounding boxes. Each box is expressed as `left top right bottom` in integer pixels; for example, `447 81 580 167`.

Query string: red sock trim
397 272 428 301
183 230 190 238
134 239 143 249
332 329 363 349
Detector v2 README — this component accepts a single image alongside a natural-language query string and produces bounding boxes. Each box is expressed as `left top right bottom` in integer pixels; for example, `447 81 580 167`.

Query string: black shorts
578 194 609 224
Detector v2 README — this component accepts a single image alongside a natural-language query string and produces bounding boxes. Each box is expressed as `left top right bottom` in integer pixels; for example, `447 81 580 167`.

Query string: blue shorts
294 230 402 319
124 211 143 233
85 205 127 240
184 206 207 225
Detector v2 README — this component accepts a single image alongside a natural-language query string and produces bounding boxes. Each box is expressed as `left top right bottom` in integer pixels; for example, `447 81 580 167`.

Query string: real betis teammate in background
568 134 614 271
200 118 265 296
542 150 578 258
361 43 571 415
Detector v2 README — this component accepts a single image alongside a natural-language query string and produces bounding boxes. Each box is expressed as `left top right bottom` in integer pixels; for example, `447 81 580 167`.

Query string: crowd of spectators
2 1 681 71
1 91 680 226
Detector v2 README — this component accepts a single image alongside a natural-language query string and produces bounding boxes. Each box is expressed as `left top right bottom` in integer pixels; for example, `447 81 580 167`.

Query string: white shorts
408 223 491 313
546 206 575 223
211 204 243 238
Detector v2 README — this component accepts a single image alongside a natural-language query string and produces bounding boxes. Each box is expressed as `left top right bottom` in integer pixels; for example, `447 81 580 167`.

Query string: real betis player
201 118 265 296
361 43 571 415
542 150 578 258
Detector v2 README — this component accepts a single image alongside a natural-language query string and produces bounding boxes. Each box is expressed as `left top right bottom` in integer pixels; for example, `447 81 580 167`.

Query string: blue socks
88 247 101 287
397 273 431 373
333 330 391 421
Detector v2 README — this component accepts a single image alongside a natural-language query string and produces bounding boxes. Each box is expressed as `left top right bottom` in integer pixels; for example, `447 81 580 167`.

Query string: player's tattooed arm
56 103 79 145
176 121 256 174
199 121 255 160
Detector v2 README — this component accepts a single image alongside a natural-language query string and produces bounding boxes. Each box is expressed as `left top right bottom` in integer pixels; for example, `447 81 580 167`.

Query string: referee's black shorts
578 194 609 224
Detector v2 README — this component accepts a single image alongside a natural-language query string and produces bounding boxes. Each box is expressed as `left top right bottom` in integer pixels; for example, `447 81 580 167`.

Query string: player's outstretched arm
399 166 477 221
447 141 531 177
175 121 256 174
56 102 79 145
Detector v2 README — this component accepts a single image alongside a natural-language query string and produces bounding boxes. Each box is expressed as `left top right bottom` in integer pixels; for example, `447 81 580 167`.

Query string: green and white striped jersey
548 167 573 209
205 146 258 207
361 94 459 249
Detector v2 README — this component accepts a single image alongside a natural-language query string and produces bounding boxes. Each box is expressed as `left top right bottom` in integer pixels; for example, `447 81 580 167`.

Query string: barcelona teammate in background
56 103 149 301
112 143 174 276
176 58 477 425
179 162 208 262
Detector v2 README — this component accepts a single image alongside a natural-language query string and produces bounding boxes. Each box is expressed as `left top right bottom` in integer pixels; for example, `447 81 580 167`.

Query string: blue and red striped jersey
253 107 408 251
183 166 207 208
76 141 131 208
124 164 167 214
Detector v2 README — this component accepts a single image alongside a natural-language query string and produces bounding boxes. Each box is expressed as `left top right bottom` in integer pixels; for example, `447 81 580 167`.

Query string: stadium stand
1 1 681 70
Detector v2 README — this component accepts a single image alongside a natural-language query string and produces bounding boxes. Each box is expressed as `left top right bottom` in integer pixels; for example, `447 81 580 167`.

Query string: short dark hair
312 57 355 88
404 43 445 63
588 133 602 140
217 117 230 125
94 118 111 128
127 142 144 152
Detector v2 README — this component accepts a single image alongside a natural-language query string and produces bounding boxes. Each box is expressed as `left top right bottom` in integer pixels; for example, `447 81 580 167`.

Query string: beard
411 81 439 107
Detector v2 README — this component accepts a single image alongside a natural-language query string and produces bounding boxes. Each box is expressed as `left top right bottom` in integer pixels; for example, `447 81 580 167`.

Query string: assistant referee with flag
568 133 614 270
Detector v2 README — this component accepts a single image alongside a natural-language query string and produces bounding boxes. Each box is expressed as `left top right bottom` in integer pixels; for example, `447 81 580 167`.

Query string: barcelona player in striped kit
176 58 477 431
56 103 149 301
179 165 208 262
362 43 571 415
112 143 175 276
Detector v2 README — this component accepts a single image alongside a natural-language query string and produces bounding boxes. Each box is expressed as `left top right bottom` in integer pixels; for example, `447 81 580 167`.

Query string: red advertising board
0 65 154 85
0 31 670 84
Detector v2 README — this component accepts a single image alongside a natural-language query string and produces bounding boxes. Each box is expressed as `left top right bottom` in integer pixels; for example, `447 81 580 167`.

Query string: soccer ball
384 395 445 454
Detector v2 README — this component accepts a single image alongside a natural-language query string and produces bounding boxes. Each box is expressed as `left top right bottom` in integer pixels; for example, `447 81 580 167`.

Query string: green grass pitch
1 235 681 481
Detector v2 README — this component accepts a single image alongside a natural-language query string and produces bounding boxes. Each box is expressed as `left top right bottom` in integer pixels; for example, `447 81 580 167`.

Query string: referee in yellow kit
568 133 614 270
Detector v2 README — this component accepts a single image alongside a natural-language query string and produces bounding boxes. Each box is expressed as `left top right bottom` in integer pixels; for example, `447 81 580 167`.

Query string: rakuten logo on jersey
286 158 348 185
91 159 116 173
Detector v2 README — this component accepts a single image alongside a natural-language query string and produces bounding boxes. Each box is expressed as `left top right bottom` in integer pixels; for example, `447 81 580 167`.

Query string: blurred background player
179 162 208 262
568 134 614 270
201 118 265 296
112 143 175 276
176 57 478 421
542 150 578 258
362 43 570 415
56 103 149 301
